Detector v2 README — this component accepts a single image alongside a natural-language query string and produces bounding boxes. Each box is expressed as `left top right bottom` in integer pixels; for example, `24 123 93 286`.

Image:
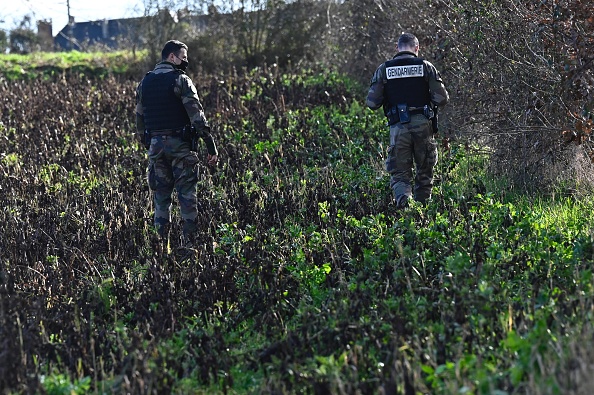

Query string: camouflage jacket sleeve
135 80 145 141
176 74 218 156
424 60 449 107
366 63 386 110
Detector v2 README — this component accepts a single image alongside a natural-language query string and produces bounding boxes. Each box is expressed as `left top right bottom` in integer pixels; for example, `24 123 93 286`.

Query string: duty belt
149 128 184 137
386 106 427 125
408 107 426 116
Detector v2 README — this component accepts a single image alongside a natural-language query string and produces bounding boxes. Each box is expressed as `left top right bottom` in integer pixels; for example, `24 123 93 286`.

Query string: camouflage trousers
385 115 438 207
147 135 200 238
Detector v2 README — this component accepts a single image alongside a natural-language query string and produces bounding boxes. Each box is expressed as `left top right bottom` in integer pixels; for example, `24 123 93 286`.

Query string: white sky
0 0 145 35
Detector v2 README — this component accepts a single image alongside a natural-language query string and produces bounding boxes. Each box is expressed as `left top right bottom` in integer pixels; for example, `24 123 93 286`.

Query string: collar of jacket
393 51 417 59
155 61 177 69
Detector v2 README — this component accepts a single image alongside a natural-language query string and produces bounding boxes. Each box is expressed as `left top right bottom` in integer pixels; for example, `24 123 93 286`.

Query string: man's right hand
137 133 150 149
207 154 218 166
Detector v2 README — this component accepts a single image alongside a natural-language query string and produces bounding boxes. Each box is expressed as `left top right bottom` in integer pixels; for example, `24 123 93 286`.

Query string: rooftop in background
51 12 209 52
54 17 143 51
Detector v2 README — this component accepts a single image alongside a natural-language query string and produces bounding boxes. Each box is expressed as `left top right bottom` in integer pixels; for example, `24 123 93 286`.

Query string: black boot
153 223 170 255
396 195 410 209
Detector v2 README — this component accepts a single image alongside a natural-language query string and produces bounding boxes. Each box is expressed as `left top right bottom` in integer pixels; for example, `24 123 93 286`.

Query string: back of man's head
161 40 188 60
398 33 419 52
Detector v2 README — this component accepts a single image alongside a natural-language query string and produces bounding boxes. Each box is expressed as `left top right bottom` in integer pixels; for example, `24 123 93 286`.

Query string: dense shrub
428 0 593 192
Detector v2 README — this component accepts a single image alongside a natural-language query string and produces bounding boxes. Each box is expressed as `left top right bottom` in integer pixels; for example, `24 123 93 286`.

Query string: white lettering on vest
386 65 424 79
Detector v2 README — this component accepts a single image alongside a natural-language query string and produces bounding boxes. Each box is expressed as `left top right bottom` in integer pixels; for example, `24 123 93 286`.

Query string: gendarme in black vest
382 54 431 117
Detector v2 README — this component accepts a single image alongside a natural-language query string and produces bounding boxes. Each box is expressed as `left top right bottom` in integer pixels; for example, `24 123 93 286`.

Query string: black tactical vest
383 56 431 115
141 70 190 131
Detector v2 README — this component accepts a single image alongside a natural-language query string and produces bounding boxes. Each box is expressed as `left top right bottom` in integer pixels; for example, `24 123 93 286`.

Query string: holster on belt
181 124 199 152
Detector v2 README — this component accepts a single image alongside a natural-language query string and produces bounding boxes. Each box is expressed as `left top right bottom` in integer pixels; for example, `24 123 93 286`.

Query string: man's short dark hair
161 40 188 60
398 33 419 50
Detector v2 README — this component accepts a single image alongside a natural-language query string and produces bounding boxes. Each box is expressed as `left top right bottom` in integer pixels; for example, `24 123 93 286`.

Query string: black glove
143 130 151 150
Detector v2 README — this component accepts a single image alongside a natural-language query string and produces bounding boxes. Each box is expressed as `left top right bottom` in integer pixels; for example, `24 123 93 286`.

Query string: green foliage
40 374 91 395
0 50 148 80
1 62 594 395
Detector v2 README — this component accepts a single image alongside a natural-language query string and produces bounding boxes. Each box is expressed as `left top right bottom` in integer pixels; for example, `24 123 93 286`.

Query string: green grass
0 50 148 79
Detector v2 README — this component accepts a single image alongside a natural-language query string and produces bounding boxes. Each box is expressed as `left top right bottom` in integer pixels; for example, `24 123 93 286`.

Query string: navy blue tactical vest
383 56 431 115
141 70 190 131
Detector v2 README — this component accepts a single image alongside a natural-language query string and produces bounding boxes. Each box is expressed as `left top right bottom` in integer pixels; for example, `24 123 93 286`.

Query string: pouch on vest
397 104 410 124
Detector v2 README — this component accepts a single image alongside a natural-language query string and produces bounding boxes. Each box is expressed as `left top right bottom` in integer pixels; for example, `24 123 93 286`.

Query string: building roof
54 17 142 51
